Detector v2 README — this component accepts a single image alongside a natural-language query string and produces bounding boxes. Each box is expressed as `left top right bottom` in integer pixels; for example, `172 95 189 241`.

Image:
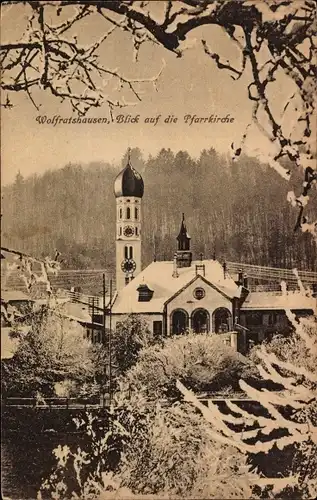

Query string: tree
177 315 317 498
112 314 158 377
1 1 316 234
124 332 256 399
2 306 96 397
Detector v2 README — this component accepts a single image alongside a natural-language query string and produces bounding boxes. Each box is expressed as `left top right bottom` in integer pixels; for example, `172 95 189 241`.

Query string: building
110 155 317 351
1 290 34 327
0 290 107 358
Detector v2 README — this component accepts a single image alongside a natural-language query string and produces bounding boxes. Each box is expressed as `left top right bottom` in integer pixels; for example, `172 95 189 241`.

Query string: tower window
135 207 138 220
124 246 133 261
119 227 122 236
119 208 122 219
127 207 131 219
135 227 138 236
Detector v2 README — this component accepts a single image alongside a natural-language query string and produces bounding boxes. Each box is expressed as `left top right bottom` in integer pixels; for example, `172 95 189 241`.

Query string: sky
1 1 296 185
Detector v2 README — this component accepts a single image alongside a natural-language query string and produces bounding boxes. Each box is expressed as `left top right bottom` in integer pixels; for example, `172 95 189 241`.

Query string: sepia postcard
1 1 316 499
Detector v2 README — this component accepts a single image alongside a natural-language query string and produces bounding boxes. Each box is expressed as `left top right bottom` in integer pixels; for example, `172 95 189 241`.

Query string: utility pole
92 297 95 342
102 273 106 408
109 278 113 406
102 273 106 343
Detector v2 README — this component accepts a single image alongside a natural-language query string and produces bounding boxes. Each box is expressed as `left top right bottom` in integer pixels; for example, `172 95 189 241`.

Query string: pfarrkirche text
36 114 235 126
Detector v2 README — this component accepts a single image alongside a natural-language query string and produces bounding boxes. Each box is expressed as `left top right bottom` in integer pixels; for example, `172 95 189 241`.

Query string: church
110 154 316 352
1 155 316 358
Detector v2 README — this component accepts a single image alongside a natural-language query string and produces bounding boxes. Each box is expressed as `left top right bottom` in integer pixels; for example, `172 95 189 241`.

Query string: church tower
114 150 144 290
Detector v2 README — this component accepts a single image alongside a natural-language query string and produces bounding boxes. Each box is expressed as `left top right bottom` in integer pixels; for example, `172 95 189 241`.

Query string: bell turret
174 214 192 270
176 213 191 251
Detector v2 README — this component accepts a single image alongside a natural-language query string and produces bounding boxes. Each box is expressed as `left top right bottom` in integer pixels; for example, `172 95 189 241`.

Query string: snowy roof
241 291 316 312
112 259 240 314
58 301 93 323
1 290 34 303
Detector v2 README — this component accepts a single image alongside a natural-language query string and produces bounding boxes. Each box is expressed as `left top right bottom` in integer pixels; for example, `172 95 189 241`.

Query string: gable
166 274 233 312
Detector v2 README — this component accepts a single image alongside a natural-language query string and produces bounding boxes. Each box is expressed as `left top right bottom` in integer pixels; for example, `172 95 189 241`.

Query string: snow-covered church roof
111 259 240 314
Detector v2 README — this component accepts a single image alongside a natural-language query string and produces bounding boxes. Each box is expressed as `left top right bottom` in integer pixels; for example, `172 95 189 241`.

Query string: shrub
124 332 256 399
2 307 97 397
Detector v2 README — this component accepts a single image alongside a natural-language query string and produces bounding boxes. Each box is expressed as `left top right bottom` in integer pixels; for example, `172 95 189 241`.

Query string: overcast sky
1 2 295 185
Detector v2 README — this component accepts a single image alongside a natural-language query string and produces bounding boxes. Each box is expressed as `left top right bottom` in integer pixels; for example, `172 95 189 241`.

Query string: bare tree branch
1 0 316 232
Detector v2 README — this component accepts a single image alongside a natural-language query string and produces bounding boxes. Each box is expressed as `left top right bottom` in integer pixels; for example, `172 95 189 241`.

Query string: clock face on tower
123 225 134 237
121 258 136 273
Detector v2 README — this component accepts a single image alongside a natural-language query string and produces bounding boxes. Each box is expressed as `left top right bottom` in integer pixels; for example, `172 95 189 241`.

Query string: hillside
2 147 316 272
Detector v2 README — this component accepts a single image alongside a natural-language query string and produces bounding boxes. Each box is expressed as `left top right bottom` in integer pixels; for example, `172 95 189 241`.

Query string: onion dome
114 153 144 198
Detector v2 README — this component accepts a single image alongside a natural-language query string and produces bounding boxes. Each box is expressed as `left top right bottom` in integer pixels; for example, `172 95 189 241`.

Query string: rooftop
241 291 316 312
1 289 34 302
112 259 240 314
114 158 144 198
58 301 93 323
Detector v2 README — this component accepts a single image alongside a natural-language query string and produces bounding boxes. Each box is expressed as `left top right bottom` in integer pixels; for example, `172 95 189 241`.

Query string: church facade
111 155 316 351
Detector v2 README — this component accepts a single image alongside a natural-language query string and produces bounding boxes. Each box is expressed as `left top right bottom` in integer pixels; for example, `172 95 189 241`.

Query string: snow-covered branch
1 246 61 296
1 1 316 229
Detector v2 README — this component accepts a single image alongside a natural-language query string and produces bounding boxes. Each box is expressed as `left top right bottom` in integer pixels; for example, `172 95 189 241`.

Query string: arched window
124 246 128 259
129 246 133 259
213 308 232 333
192 308 210 333
135 207 138 220
119 226 122 236
171 309 189 335
119 208 122 219
135 227 138 236
127 207 131 219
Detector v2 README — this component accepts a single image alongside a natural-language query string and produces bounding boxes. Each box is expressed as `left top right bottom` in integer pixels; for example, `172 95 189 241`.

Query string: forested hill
2 147 316 271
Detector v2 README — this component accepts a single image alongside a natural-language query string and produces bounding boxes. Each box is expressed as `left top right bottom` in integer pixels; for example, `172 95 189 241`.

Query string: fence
3 392 252 410
2 396 109 410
